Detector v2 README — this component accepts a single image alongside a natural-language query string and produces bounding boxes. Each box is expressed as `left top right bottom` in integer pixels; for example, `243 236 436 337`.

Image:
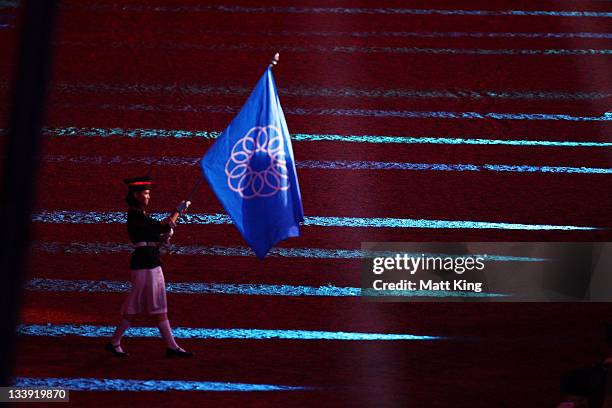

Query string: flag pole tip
269 52 280 68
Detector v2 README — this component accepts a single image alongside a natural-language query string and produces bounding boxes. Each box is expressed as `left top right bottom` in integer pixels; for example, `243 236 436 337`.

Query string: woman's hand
175 200 191 215
163 201 191 226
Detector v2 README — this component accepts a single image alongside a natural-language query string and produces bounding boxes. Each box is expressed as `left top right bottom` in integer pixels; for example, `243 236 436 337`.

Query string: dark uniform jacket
127 207 172 269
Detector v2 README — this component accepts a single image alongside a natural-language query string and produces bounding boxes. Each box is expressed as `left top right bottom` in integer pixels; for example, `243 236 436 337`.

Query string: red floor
2 0 612 406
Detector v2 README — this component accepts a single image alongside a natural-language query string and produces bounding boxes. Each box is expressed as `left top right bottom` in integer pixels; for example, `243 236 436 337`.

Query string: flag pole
183 52 280 203
184 176 203 202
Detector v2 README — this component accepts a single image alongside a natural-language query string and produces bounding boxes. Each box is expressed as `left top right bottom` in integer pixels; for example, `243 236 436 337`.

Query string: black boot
165 347 194 358
105 342 129 357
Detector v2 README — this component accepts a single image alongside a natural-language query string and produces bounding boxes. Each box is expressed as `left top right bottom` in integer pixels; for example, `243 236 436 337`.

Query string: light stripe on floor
12 377 314 392
23 278 509 298
217 30 612 40
63 4 612 18
302 160 612 174
42 154 612 174
43 80 612 101
146 28 612 40
17 324 442 340
31 211 600 231
2 80 608 101
59 40 612 56
31 241 371 259
31 126 612 147
26 241 563 260
53 102 612 121
24 278 363 296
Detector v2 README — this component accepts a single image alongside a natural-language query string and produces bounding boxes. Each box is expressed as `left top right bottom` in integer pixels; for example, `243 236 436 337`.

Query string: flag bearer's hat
123 175 152 192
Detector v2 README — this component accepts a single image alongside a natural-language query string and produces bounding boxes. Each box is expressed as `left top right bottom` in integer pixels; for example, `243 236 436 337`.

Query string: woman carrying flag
105 175 194 358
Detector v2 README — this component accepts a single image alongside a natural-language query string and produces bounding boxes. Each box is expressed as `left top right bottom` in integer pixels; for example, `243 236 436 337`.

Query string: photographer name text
372 279 483 293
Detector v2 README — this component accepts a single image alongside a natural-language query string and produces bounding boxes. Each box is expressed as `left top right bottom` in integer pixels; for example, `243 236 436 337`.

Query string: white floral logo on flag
225 125 290 199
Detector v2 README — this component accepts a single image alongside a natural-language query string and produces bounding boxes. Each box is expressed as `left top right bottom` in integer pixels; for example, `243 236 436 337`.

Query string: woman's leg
156 313 185 351
110 313 135 352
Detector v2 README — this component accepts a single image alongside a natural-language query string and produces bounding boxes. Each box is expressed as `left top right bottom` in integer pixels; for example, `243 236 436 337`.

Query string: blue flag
200 67 304 259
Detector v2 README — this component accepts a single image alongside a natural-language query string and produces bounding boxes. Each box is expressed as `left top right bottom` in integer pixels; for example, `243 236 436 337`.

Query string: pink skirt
120 266 168 315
